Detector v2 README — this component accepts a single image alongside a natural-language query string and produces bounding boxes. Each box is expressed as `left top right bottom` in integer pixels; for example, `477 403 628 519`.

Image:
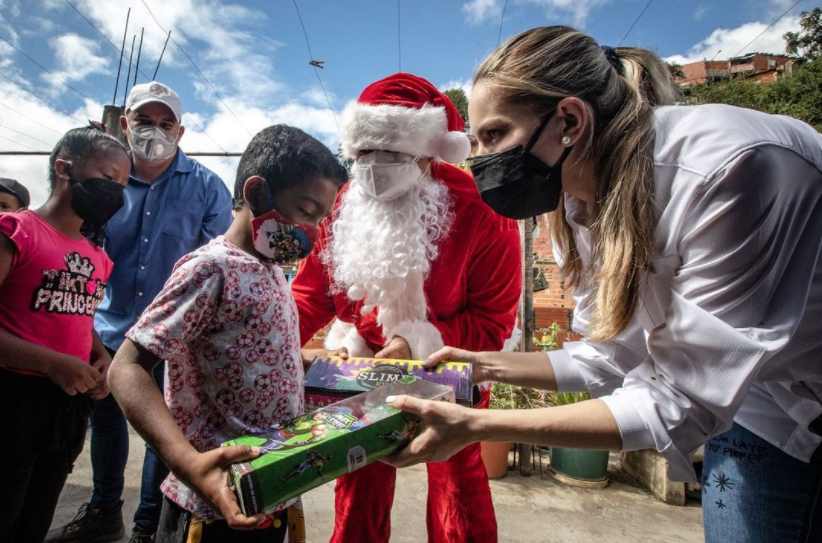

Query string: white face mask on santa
353 151 424 201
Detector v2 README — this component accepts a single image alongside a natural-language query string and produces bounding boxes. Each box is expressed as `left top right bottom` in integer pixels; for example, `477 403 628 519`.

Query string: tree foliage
784 8 822 61
666 62 684 79
685 58 822 132
443 88 469 128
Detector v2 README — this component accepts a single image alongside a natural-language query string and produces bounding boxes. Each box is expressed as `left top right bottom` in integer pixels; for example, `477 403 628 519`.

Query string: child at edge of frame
107 124 348 543
0 125 131 542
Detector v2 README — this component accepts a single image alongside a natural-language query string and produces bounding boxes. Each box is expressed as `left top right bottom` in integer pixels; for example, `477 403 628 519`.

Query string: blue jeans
90 389 129 510
702 421 822 543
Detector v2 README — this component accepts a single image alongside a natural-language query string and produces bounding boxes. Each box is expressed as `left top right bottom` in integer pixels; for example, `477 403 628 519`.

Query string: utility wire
618 0 655 47
733 0 804 57
0 101 64 135
63 0 229 152
0 33 103 107
397 0 402 72
180 113 229 154
64 0 120 50
140 0 253 137
0 118 57 148
496 0 510 47
291 0 339 130
0 133 48 152
0 72 84 123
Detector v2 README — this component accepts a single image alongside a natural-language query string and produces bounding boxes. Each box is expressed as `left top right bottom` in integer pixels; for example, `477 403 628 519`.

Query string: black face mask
70 176 125 225
472 109 572 220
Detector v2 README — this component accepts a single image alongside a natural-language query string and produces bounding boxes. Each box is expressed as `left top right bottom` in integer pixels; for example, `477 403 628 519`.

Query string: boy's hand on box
301 347 349 371
178 446 267 530
47 355 102 396
375 336 412 360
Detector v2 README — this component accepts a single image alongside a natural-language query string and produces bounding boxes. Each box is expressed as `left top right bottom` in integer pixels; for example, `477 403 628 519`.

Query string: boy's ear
242 176 266 213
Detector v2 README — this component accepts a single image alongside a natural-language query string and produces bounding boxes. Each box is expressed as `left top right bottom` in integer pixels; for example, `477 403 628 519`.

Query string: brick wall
531 214 575 331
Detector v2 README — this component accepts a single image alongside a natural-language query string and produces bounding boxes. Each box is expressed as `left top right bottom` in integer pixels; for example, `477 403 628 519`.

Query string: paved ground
51 427 703 542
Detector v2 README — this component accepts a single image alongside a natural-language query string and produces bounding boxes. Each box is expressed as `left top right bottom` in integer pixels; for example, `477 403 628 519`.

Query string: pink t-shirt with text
0 211 112 372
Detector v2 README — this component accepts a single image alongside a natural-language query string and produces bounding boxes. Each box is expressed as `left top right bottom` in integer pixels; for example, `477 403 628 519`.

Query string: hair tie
600 45 623 75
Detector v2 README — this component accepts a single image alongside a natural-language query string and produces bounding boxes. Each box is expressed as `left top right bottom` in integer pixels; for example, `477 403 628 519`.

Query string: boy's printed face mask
251 180 319 265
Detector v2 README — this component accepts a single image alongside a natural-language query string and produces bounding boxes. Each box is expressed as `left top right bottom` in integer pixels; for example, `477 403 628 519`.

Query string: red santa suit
291 73 521 543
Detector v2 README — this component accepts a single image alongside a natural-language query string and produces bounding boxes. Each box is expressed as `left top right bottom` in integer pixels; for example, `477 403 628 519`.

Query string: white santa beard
322 172 453 326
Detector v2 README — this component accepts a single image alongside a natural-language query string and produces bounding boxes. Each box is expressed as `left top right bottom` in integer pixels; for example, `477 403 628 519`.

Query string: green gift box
223 380 454 516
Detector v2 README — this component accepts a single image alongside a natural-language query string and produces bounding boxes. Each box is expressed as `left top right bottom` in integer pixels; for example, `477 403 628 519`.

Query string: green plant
533 322 560 352
554 391 591 405
489 323 564 409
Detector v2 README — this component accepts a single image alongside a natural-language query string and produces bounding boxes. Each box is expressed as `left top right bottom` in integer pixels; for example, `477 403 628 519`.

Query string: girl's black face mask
471 109 572 220
69 175 125 226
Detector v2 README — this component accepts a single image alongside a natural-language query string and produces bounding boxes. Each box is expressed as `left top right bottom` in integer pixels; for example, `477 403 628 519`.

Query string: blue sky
1 0 820 205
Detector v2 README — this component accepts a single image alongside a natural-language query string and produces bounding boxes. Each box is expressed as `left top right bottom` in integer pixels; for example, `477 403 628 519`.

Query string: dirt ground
50 426 704 542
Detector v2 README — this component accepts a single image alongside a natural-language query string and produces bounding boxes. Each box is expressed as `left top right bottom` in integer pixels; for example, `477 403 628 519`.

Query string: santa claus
292 72 521 543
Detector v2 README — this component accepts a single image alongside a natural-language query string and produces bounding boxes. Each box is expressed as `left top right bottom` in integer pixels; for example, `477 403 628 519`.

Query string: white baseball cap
126 81 182 122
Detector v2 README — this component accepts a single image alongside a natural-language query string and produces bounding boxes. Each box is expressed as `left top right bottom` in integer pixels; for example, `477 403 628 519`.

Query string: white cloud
440 78 473 99
47 34 110 87
463 0 611 26
694 5 710 21
462 0 503 25
0 0 345 207
664 16 800 65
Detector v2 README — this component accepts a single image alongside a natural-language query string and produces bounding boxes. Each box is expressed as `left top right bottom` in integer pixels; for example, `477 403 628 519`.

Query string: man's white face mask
353 151 424 201
128 124 179 163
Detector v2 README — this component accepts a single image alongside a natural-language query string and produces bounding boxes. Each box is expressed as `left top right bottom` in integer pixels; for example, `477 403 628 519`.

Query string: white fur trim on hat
387 319 445 360
340 102 470 164
324 319 374 358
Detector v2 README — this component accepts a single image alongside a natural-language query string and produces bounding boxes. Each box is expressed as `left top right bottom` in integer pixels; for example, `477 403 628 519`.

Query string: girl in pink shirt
0 125 131 542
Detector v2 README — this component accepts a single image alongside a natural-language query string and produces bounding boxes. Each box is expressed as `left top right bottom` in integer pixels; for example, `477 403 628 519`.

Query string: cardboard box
224 380 454 516
305 355 477 410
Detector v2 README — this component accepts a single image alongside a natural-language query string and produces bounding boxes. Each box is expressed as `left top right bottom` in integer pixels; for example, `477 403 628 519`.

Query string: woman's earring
561 136 571 145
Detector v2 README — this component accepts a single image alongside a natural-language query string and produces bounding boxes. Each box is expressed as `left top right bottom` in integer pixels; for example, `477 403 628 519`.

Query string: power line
0 133 49 152
0 118 57 148
0 33 103 107
618 0 655 47
0 72 84 123
181 113 229 154
733 0 804 57
397 0 402 72
140 0 253 137
496 0 510 47
0 101 64 135
64 1 119 51
63 2 228 153
291 0 339 130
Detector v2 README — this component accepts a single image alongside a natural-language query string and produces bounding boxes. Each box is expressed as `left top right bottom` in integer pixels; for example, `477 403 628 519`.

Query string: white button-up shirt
549 104 822 482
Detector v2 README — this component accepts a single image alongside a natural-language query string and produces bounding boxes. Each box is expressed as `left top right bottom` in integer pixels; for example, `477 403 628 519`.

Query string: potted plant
548 391 611 488
483 379 556 478
480 382 519 478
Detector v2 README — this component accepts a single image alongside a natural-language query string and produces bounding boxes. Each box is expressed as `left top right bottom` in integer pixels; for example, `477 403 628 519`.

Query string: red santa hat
340 73 471 164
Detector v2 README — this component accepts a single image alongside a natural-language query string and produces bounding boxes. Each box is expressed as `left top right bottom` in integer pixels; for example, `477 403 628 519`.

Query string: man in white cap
46 82 232 543
292 72 522 543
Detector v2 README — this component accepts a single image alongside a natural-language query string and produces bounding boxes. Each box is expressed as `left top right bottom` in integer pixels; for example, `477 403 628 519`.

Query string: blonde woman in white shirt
383 26 822 543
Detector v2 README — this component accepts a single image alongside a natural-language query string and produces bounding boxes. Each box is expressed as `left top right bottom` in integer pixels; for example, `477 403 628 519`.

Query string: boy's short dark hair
234 125 348 211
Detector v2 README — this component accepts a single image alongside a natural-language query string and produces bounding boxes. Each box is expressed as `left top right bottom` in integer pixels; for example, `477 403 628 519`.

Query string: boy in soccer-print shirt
108 125 347 542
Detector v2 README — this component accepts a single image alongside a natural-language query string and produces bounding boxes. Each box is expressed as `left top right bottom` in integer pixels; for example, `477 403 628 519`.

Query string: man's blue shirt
95 149 232 350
